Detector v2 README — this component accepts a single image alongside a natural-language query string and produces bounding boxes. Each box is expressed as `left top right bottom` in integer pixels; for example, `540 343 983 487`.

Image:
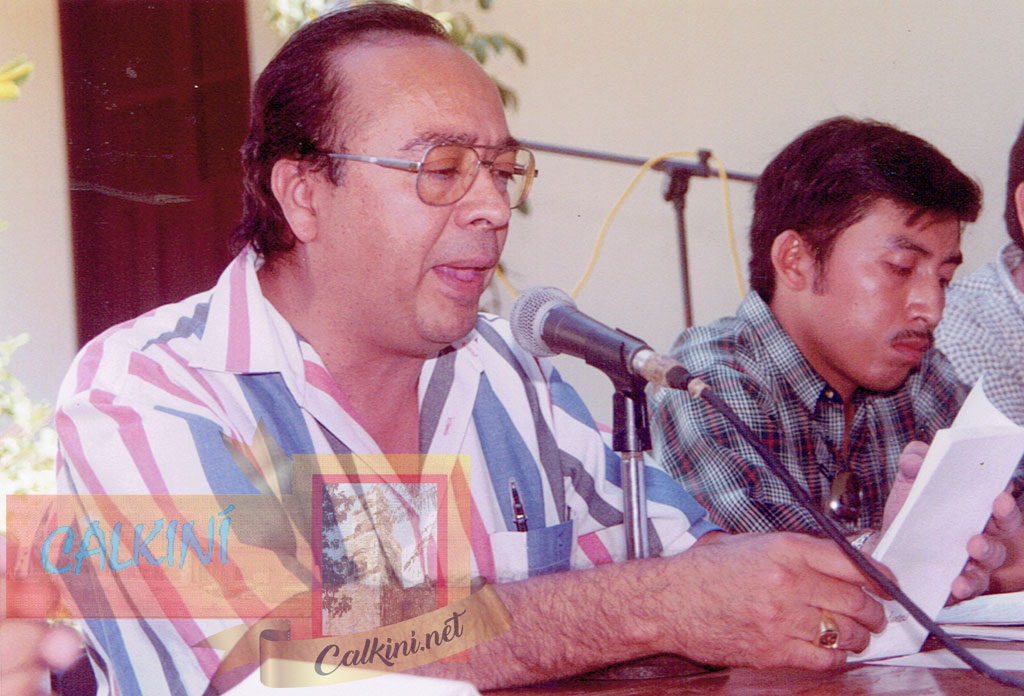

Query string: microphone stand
611 379 652 560
583 372 721 681
517 139 758 328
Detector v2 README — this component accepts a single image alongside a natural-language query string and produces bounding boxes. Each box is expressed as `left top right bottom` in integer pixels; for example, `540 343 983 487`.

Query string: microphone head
510 286 575 358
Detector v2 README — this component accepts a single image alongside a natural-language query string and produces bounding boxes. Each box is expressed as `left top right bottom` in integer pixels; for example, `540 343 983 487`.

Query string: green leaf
494 78 519 111
505 36 527 63
471 37 489 63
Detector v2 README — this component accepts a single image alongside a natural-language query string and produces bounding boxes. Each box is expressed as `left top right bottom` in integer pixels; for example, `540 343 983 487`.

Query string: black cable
686 379 1024 690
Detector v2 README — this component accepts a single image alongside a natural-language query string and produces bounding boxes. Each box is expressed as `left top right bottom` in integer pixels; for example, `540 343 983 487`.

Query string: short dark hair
231 2 450 257
749 116 981 301
1005 120 1024 249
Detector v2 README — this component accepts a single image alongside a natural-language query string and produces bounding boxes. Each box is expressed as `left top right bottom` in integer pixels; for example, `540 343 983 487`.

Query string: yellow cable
709 153 746 297
496 150 746 300
570 150 694 298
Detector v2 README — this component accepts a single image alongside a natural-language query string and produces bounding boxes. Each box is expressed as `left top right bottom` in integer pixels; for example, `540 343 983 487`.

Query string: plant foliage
264 0 525 109
1 335 57 531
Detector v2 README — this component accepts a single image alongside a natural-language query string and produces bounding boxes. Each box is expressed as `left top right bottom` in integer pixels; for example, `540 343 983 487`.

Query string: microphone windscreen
510 286 574 358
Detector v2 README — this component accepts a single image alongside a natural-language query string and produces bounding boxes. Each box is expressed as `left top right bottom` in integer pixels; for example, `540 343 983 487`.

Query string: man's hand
421 531 893 688
881 440 1021 601
969 488 1024 595
879 440 931 533
658 531 890 670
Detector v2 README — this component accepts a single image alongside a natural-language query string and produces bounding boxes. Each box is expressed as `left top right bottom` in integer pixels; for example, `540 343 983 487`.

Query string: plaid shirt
650 292 966 534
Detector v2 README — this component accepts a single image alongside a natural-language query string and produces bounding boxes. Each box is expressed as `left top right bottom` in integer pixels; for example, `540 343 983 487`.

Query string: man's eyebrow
888 235 963 266
402 132 519 151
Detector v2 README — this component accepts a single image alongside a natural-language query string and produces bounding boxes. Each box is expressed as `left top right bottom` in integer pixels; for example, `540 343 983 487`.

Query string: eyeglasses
318 143 537 209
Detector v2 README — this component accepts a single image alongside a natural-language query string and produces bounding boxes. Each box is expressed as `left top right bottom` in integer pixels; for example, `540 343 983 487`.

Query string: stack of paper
937 589 1024 626
937 589 1024 643
866 585 1024 669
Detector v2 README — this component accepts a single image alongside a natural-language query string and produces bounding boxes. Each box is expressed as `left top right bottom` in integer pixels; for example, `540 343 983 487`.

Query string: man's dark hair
749 116 982 301
1005 120 1024 249
231 2 450 257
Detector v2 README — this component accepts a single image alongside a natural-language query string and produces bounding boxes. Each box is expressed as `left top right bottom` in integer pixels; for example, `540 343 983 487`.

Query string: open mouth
433 264 494 296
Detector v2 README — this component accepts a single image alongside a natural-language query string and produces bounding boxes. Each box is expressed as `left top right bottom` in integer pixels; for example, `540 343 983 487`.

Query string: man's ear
1015 181 1024 234
271 158 319 243
770 229 814 292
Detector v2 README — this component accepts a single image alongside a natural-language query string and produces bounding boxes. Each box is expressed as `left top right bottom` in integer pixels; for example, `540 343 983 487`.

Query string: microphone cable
677 373 1024 691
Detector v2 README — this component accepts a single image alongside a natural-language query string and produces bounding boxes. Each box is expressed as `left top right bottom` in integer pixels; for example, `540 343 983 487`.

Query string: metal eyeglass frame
316 143 537 209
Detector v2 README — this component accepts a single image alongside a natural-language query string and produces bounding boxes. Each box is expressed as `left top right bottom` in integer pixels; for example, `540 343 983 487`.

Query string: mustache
890 328 934 348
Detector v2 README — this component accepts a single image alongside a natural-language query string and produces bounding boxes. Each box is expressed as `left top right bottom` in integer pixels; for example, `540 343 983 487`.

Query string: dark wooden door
60 0 250 345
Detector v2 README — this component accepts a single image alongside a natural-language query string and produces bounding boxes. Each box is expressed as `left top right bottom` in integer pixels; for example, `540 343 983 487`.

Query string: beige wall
0 1 75 405
245 0 284 85
3 1 1023 425
481 0 1024 423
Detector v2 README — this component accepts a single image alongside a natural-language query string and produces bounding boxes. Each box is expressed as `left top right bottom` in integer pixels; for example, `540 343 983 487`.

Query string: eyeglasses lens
417 145 534 208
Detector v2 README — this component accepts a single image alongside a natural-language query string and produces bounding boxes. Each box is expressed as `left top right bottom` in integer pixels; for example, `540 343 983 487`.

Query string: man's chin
863 367 917 396
418 311 480 350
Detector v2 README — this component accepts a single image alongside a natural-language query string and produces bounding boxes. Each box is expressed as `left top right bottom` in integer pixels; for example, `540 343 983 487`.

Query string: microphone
510 286 693 391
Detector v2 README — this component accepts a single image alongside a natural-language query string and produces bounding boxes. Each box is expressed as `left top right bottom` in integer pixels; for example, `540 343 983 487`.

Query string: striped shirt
649 292 965 535
55 248 714 696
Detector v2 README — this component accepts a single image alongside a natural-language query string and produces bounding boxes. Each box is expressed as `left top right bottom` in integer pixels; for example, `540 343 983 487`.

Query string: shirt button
825 389 834 399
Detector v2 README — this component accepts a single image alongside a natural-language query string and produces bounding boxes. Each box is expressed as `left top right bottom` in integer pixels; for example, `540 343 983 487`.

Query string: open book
852 378 1024 662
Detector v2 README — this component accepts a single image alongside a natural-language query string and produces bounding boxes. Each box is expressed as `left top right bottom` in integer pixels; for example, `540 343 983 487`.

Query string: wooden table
483 641 1024 695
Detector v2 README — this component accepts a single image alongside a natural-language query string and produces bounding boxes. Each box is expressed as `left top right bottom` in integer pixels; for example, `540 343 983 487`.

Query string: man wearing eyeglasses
51 6 1007 696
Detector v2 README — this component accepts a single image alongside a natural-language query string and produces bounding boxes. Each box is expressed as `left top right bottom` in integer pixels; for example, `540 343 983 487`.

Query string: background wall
0 0 75 407
480 0 1024 423
2 1 1022 427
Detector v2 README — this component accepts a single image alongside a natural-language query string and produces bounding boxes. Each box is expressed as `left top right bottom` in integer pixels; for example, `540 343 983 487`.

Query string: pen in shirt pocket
509 479 529 532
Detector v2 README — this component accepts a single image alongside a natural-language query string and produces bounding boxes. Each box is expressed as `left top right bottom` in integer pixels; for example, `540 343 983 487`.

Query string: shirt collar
189 246 306 377
990 241 1024 328
737 292 842 410
998 239 1024 274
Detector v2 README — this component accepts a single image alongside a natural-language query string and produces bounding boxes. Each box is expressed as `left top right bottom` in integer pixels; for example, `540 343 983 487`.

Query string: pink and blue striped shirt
55 248 714 696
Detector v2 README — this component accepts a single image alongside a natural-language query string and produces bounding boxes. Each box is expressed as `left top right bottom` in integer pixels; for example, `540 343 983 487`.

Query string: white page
866 647 1024 671
852 380 1024 662
937 590 1024 625
939 624 1024 641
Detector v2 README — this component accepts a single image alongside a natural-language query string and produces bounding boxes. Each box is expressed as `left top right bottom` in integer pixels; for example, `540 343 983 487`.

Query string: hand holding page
853 378 1024 662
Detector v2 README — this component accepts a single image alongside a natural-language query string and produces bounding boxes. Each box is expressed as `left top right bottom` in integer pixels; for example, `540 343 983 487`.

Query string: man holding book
650 116 1024 595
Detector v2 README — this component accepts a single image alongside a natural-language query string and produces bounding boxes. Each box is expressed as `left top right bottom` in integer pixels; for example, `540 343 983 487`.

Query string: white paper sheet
852 379 1024 662
866 647 1024 671
939 624 1024 641
937 590 1024 625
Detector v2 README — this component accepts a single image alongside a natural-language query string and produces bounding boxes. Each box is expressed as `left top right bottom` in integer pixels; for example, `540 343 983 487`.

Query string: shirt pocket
489 519 574 583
